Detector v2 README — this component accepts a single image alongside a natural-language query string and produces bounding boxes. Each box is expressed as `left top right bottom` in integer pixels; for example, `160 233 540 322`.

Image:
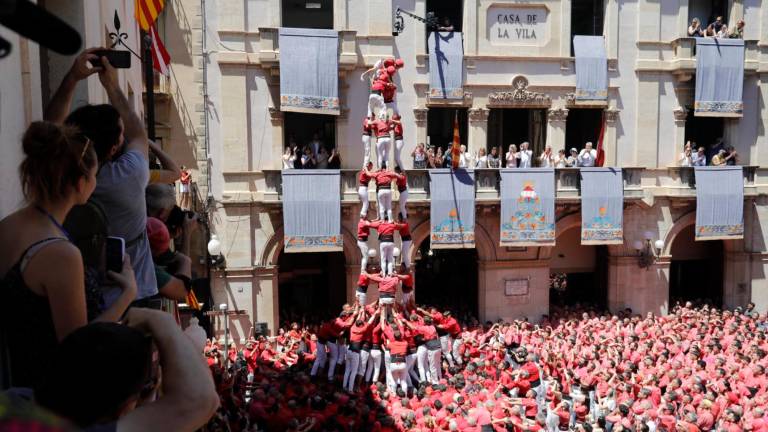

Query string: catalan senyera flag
451 111 461 169
150 24 171 76
595 111 606 167
135 0 165 32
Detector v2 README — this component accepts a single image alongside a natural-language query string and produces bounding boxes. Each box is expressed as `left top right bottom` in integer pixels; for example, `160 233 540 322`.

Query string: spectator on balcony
707 138 725 162
711 149 728 166
488 146 501 168
566 148 579 167
505 144 518 168
555 149 568 168
704 24 716 37
517 142 533 168
693 147 707 166
437 17 454 32
539 146 555 168
459 145 471 168
328 147 341 169
316 146 330 169
0 121 137 388
678 141 693 167
578 142 597 167
282 146 297 170
430 147 444 169
474 147 489 168
412 143 427 169
729 20 745 39
300 147 316 169
309 132 323 158
724 146 738 165
179 166 191 210
688 18 704 37
711 16 724 33
716 23 730 38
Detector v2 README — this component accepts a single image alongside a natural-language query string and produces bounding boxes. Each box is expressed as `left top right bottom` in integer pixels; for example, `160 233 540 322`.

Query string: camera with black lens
165 205 201 235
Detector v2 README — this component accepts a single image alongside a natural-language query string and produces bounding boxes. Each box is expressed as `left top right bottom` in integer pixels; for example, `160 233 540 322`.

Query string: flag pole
143 30 156 141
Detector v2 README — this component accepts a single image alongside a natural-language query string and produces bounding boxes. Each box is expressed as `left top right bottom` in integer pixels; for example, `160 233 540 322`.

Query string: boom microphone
0 0 82 56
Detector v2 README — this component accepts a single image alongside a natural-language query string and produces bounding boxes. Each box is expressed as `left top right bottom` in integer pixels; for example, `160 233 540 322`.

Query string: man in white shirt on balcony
578 142 597 167
517 142 533 168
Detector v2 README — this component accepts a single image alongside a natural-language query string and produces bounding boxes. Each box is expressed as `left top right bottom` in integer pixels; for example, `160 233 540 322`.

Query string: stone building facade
199 0 768 339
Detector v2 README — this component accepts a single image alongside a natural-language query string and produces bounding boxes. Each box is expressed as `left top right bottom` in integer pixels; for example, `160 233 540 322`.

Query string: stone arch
408 217 497 264
663 210 742 255
260 225 360 267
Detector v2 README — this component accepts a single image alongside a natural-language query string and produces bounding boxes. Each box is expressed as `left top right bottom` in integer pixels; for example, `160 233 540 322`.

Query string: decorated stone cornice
488 76 551 108
413 108 428 124
547 107 569 122
604 107 620 123
673 106 688 122
268 106 283 122
468 107 490 123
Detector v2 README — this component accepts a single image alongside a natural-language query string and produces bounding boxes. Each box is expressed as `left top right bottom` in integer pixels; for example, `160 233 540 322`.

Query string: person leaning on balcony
678 141 694 167
693 147 707 166
704 24 716 37
724 146 738 166
711 149 728 166
729 20 745 39
566 148 579 167
688 18 703 37
412 142 427 169
716 23 730 39
488 146 501 168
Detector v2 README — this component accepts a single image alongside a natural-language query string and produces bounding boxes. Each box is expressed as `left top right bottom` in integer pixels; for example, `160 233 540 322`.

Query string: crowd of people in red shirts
202 302 768 432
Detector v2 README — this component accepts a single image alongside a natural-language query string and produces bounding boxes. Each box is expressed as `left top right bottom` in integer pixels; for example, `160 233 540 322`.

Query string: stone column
268 107 284 170
604 107 620 166
254 266 280 336
463 0 478 55
723 250 750 309
672 107 687 165
468 107 490 156
546 107 568 152
414 107 428 149
607 255 670 316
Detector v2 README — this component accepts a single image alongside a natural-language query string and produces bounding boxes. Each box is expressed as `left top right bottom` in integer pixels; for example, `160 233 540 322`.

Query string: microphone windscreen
0 0 81 55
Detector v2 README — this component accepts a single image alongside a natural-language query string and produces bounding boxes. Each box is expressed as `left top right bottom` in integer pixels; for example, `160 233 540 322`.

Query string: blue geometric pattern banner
278 28 340 115
500 168 556 246
694 167 744 240
695 38 744 117
282 170 342 252
429 169 475 249
580 168 624 245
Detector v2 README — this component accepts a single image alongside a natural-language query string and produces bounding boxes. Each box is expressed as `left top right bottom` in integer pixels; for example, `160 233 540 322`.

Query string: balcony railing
259 167 760 205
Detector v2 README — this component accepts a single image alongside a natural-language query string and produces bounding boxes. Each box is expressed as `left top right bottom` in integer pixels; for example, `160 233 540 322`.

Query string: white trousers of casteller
342 350 360 392
377 189 393 221
376 136 391 169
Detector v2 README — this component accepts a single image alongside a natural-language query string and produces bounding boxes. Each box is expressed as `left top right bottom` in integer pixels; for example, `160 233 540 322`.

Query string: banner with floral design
429 169 475 249
282 170 342 252
279 28 340 115
581 168 624 245
694 166 744 240
500 168 556 246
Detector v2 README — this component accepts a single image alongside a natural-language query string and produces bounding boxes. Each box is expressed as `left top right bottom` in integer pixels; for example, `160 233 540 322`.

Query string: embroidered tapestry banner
282 170 342 252
580 168 624 245
500 168 556 246
278 28 340 115
695 38 745 117
694 166 744 240
429 169 475 249
428 32 464 99
574 35 608 102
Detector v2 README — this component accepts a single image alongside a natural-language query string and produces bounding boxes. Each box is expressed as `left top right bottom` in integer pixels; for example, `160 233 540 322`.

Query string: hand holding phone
88 49 131 68
106 236 125 273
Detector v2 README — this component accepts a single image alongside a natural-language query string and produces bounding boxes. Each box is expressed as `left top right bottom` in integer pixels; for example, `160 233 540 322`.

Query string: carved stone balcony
659 166 758 198
636 38 758 82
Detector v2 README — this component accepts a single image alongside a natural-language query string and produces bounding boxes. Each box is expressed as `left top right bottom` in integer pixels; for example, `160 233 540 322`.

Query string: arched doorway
277 252 346 326
414 239 479 320
549 227 608 311
669 224 724 308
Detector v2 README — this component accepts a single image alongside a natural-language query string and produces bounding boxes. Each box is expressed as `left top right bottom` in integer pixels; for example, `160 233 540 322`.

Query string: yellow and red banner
135 0 165 32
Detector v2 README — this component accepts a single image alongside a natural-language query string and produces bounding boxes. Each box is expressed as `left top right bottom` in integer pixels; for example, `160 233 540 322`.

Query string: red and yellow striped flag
135 0 165 32
451 111 461 170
